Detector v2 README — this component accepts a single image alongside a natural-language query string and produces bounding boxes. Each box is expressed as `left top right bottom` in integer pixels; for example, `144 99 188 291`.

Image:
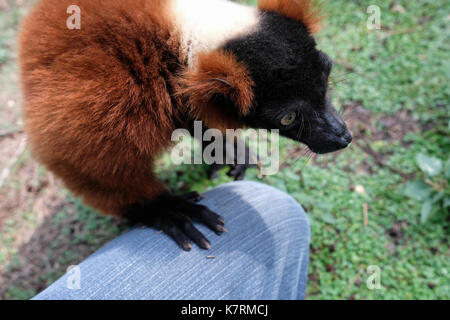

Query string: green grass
1 0 449 299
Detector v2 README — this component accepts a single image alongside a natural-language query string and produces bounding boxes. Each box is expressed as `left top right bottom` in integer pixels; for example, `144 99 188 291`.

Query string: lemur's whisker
307 118 312 138
296 113 305 140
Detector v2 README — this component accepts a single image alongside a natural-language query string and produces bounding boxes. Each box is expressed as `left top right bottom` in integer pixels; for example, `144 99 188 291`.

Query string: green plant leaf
416 154 443 177
431 191 444 204
445 158 450 180
321 213 337 225
444 197 450 209
403 180 431 201
420 200 433 224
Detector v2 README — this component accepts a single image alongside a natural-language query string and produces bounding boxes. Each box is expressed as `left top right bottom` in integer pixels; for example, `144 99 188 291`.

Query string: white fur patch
169 0 260 67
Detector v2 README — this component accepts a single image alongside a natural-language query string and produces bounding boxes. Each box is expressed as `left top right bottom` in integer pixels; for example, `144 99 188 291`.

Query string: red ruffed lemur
19 0 352 250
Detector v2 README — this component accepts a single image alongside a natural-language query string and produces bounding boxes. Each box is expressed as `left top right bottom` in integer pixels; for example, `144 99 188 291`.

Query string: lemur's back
19 0 184 214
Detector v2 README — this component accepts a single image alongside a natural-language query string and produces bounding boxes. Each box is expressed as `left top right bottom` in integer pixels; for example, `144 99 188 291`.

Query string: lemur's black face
223 12 352 154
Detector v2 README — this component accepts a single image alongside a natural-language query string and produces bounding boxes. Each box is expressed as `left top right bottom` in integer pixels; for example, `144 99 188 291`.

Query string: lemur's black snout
332 130 353 150
325 110 352 145
308 132 352 154
323 111 345 134
301 104 353 154
322 103 352 149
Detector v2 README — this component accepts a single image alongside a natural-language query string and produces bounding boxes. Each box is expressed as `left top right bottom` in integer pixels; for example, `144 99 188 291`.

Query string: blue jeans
33 181 310 300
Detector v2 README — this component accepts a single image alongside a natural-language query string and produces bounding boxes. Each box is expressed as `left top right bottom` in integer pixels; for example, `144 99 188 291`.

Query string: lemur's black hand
126 192 225 251
207 141 259 181
227 163 258 181
207 163 257 181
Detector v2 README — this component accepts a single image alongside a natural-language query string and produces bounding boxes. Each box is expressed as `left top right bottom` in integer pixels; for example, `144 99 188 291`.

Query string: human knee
207 181 310 236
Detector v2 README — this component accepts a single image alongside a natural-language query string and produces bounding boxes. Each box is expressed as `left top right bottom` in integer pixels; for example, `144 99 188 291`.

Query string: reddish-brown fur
178 50 254 131
19 0 254 216
258 0 322 33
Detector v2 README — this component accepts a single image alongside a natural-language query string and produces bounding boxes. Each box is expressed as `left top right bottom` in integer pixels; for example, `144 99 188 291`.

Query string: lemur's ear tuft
258 0 322 33
178 50 254 131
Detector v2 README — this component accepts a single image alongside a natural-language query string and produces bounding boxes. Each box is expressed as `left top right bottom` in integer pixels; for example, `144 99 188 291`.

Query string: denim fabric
33 181 310 300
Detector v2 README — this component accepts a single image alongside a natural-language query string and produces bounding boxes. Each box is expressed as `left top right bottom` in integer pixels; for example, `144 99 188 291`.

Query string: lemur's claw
126 192 224 251
207 163 257 181
227 164 257 181
178 191 204 202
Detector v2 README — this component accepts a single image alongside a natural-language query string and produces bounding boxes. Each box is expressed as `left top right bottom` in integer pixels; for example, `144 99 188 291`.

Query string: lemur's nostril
336 127 348 137
344 133 352 144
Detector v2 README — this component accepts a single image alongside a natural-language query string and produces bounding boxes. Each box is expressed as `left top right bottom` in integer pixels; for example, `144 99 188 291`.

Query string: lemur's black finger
187 204 226 235
207 163 226 180
179 191 203 202
126 192 225 251
227 166 246 181
154 217 192 251
172 214 211 250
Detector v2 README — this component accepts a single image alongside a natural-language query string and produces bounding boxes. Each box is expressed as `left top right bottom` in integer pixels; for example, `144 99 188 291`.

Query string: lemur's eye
281 112 296 126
